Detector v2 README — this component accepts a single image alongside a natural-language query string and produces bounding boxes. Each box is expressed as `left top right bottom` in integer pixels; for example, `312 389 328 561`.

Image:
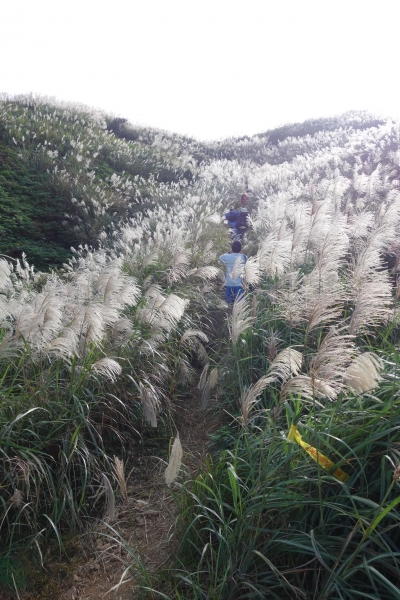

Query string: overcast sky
1 0 399 140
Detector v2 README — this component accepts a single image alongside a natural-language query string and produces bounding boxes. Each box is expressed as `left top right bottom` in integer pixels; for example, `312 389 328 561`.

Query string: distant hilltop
0 94 393 269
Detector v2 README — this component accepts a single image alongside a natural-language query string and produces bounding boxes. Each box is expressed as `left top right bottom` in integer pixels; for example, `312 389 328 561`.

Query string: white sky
1 0 399 141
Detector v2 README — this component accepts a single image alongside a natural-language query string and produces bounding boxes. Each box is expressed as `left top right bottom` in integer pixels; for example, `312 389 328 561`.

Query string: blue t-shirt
219 252 247 286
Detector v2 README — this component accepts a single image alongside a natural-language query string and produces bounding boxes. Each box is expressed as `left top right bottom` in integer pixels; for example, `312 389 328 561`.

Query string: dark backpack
237 211 248 229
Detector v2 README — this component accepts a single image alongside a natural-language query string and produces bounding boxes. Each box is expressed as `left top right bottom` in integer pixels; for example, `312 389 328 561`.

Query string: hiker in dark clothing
224 194 250 240
224 207 240 238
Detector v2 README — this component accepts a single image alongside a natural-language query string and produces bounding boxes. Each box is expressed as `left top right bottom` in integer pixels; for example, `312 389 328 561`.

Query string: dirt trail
16 389 220 600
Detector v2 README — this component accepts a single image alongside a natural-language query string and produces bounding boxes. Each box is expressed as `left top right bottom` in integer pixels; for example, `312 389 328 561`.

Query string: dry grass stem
165 434 183 487
197 364 209 391
102 473 116 522
112 457 128 504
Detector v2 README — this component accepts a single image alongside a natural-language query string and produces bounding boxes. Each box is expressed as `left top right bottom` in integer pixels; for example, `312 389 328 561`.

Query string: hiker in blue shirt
219 240 247 303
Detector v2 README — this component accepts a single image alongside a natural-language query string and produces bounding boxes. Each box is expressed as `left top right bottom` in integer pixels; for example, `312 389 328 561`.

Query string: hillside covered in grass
0 95 387 268
1 94 400 599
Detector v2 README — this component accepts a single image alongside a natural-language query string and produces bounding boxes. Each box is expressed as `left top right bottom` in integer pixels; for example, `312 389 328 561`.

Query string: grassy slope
0 139 82 267
0 100 388 270
0 99 203 270
2 97 400 599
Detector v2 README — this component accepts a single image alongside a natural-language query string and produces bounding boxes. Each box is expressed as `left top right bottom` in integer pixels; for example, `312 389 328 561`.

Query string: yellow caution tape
288 425 350 483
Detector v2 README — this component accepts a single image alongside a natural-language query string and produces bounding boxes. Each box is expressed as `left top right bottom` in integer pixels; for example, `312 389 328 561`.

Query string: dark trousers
225 286 245 303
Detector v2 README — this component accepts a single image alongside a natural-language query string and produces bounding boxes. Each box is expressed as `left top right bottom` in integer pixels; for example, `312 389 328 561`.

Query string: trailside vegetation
1 94 400 598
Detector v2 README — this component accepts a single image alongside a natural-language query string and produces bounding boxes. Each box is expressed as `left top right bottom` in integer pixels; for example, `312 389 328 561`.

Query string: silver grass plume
265 328 282 362
217 268 226 283
259 231 292 277
158 294 188 329
142 245 160 268
65 302 106 345
139 383 160 428
178 357 194 384
15 253 34 280
308 327 356 399
91 358 122 382
166 248 191 284
242 256 261 289
230 256 246 285
138 287 165 326
181 329 209 365
280 375 325 405
268 347 303 382
276 272 310 328
310 215 349 289
230 296 254 345
206 213 221 225
209 367 219 389
95 267 121 301
109 317 135 348
278 271 344 332
138 291 187 332
12 489 23 507
0 259 12 292
347 229 393 335
142 275 153 290
240 375 275 426
180 329 209 347
290 208 310 267
348 210 374 242
279 329 357 404
188 266 220 281
199 239 216 263
305 293 344 336
7 456 32 502
145 283 165 301
7 292 64 357
344 352 383 394
45 336 78 362
165 434 183 487
0 296 10 324
118 279 141 307
139 331 168 356
348 276 392 336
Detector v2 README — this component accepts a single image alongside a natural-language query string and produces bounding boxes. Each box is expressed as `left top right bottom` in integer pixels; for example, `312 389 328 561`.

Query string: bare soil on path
7 389 221 600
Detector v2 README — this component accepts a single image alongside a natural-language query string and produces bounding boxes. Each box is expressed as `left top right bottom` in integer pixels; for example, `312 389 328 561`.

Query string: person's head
232 240 242 253
241 193 249 206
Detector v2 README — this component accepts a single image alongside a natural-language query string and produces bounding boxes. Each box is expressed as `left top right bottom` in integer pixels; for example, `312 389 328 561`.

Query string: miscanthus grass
174 380 400 599
0 191 223 581
156 126 400 597
3 96 400 596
